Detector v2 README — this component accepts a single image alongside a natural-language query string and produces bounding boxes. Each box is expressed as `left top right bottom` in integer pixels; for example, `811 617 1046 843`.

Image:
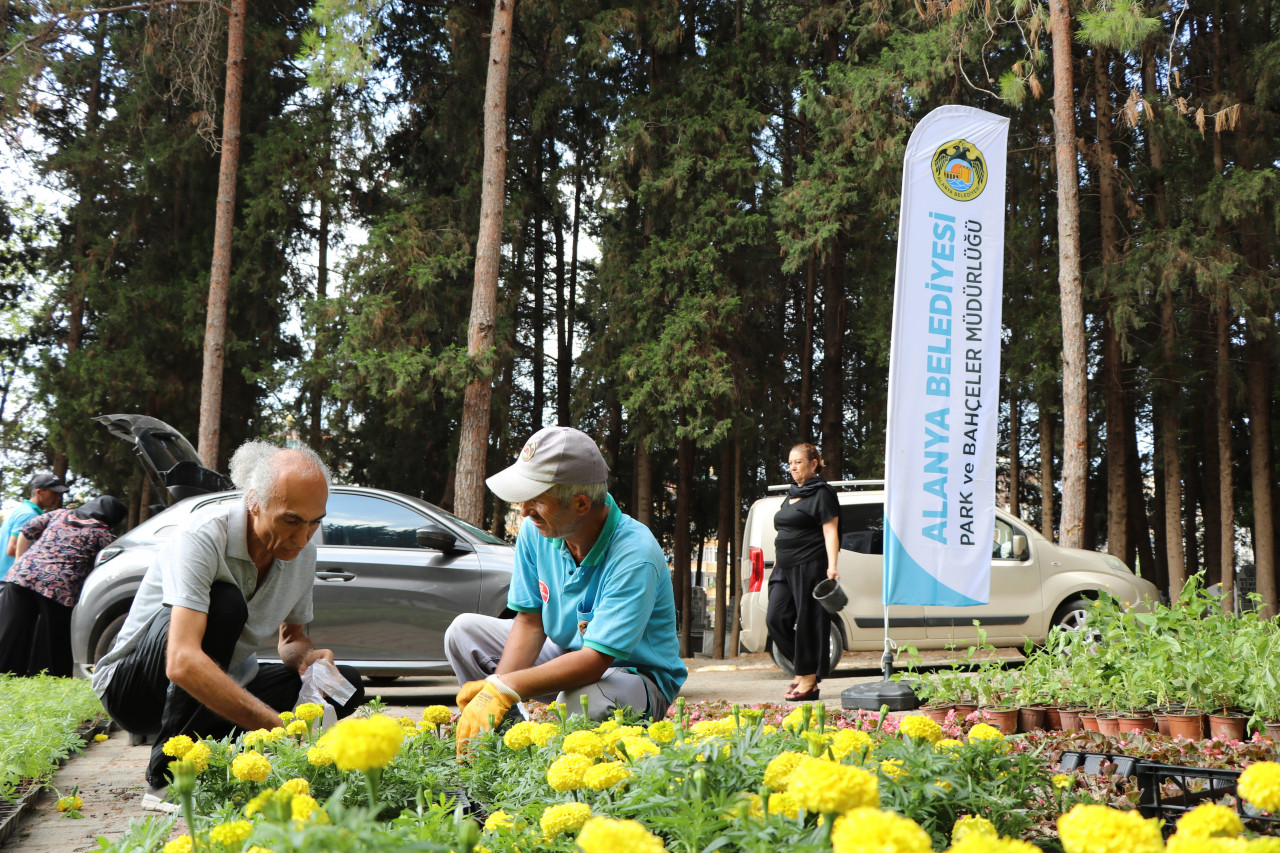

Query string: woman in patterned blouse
0 495 126 676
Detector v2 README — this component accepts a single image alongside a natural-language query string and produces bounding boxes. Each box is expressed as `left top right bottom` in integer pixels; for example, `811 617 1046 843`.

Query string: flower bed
94 698 1280 853
0 674 106 801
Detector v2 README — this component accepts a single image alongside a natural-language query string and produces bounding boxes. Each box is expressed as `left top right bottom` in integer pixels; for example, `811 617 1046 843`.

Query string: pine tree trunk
532 141 546 427
1215 282 1234 611
197 0 248 469
676 434 694 657
1050 0 1087 549
714 443 732 659
1039 396 1055 540
1246 331 1277 616
454 0 516 526
635 439 654 528
1009 395 1020 515
1161 290 1187 597
800 256 815 440
730 435 743 655
820 250 845 476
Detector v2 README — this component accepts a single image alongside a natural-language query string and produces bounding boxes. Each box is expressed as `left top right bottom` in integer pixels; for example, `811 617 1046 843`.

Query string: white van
738 480 1160 674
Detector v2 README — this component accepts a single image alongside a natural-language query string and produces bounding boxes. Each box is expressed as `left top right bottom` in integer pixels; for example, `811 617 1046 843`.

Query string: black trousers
0 582 73 677
766 555 831 678
98 582 365 787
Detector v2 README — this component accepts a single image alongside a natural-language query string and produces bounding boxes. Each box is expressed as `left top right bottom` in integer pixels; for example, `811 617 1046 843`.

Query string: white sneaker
141 787 179 814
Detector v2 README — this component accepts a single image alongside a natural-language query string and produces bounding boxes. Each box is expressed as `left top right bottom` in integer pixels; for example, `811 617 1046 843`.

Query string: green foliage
0 674 104 801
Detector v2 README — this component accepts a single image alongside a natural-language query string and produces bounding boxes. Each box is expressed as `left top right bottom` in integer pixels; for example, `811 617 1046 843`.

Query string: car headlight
96 546 123 566
1100 554 1129 574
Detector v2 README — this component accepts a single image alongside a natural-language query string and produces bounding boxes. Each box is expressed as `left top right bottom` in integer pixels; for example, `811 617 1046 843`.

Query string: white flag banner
883 105 1009 606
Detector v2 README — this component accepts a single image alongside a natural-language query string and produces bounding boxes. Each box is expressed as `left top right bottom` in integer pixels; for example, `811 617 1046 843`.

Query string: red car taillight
748 546 764 593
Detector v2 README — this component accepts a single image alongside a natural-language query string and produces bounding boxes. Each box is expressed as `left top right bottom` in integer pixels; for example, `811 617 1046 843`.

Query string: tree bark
713 443 732 659
1246 331 1276 616
1039 396 1055 540
1050 0 1087 549
819 250 845 477
1214 282 1234 612
197 0 248 469
453 0 516 526
676 434 694 657
730 434 743 655
635 439 654 529
800 255 815 440
1009 395 1021 516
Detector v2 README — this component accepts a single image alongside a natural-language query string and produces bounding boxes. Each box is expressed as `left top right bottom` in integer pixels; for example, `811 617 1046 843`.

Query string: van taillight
748 547 764 593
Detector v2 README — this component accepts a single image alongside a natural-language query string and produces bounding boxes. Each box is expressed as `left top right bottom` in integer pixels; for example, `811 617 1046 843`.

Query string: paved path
3 649 1018 850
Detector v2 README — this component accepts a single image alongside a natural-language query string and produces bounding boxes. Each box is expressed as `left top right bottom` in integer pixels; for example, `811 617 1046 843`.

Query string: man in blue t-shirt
445 426 686 750
0 474 68 580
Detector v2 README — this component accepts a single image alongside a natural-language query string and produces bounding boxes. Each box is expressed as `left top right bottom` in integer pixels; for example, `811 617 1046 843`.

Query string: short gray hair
547 481 608 508
229 440 331 509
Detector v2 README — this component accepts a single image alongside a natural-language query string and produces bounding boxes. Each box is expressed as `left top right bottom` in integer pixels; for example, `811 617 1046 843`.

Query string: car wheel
1053 597 1093 632
768 623 843 678
92 613 128 664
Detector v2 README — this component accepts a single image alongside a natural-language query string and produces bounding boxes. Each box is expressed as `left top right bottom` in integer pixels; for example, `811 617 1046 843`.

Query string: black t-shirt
773 480 840 567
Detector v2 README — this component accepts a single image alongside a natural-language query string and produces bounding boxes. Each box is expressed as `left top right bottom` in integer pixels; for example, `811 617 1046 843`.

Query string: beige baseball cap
486 426 609 503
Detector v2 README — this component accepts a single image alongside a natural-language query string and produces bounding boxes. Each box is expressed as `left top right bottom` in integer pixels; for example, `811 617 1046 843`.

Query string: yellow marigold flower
830 729 874 761
93 733 108 742
244 788 280 818
584 761 633 791
689 718 737 740
57 794 82 812
616 736 660 761
763 751 807 792
1240 762 1280 813
1165 837 1252 853
967 723 1004 741
503 721 535 750
948 836 1041 853
285 720 308 738
231 750 272 783
484 809 517 832
831 807 932 853
648 720 676 744
291 794 327 823
529 722 560 748
279 777 310 797
1175 803 1245 839
294 703 325 722
162 735 195 758
209 820 253 847
596 719 620 733
397 715 417 729
546 753 594 792
162 836 193 853
1247 840 1280 853
597 724 643 745
880 759 908 781
899 714 944 744
562 730 605 759
1052 774 1073 790
325 714 404 771
182 742 211 773
769 791 801 819
245 848 276 853
576 816 665 853
952 814 998 841
279 711 295 723
937 738 965 750
243 729 272 749
1057 803 1164 853
540 801 591 837
782 708 811 733
422 705 452 725
267 727 286 742
787 758 880 814
306 744 333 766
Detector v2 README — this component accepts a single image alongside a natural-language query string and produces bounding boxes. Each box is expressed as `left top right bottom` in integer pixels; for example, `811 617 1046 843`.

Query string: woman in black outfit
766 443 840 701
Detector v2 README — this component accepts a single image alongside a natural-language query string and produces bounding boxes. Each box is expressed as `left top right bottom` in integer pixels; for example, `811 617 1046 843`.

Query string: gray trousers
444 613 668 721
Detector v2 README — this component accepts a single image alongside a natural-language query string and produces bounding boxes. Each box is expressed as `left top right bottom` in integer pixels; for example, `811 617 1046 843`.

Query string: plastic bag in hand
298 658 357 731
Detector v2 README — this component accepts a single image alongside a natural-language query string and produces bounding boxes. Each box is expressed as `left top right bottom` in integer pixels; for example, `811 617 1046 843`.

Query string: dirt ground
3 648 1021 851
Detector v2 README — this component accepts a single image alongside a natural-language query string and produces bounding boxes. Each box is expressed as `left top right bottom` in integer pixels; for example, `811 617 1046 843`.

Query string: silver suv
738 481 1160 675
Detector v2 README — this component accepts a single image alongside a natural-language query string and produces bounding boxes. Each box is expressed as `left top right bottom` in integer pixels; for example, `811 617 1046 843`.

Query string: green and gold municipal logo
931 139 988 202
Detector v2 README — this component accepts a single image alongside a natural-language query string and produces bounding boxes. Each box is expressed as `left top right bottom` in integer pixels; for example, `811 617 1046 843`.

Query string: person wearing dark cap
445 426 686 754
0 495 127 676
0 474 68 580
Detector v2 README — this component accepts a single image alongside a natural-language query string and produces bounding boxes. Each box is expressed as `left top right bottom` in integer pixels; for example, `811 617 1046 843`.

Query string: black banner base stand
839 647 919 712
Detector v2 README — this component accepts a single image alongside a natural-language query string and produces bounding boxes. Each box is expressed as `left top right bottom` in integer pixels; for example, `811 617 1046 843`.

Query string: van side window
993 517 1024 560
839 503 884 555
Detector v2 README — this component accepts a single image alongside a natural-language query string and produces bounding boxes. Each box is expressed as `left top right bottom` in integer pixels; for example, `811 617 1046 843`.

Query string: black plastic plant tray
1057 751 1139 779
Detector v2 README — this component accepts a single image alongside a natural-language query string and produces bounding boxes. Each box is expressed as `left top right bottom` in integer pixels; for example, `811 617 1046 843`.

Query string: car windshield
138 428 203 472
418 500 508 545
